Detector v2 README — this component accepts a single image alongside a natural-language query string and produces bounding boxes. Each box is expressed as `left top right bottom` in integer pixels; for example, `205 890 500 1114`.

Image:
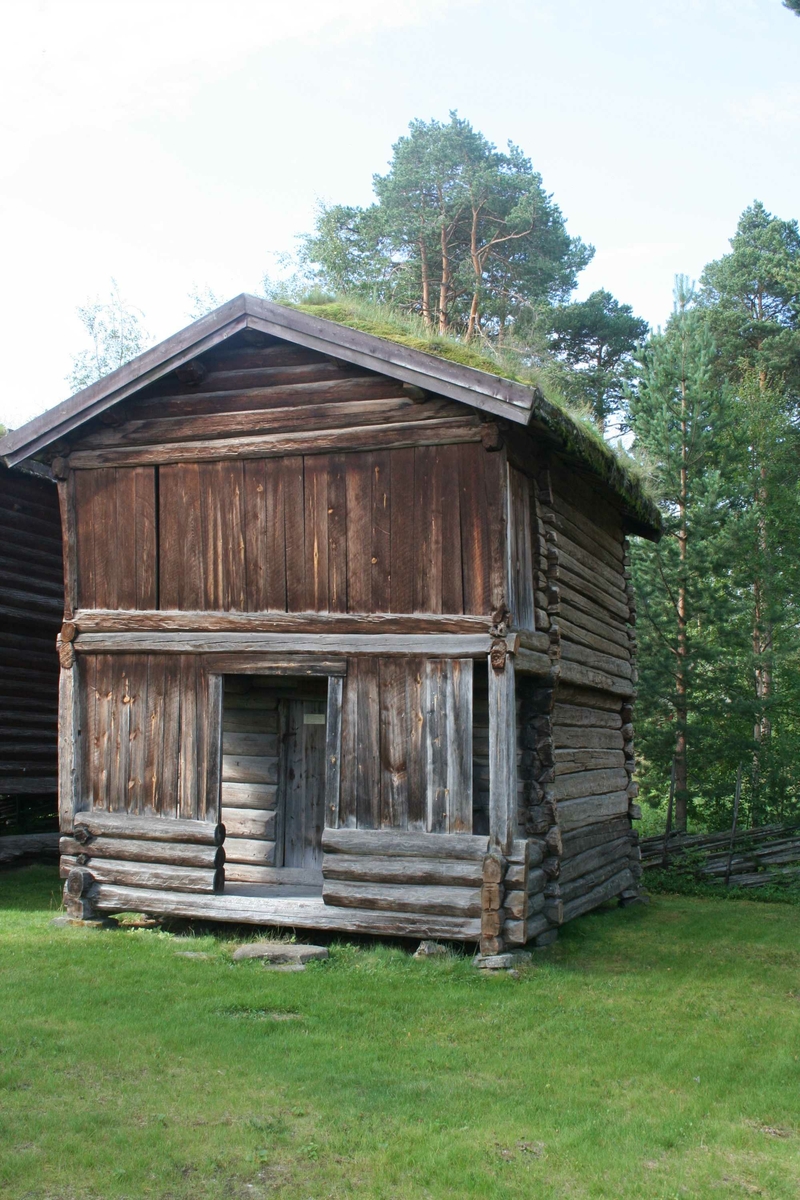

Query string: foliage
187 284 224 320
699 200 800 393
543 288 649 429
631 205 800 833
299 113 594 339
286 294 660 529
784 0 800 17
3 865 800 1200
67 280 150 393
645 866 800 904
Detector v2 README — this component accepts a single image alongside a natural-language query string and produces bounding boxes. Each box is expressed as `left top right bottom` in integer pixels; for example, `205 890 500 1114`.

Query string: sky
0 0 798 429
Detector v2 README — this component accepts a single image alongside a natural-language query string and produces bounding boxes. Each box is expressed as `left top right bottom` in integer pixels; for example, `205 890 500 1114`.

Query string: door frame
202 656 346 832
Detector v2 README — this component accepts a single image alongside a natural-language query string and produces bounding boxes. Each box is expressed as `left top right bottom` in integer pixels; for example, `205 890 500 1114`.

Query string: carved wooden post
488 640 516 857
57 626 81 833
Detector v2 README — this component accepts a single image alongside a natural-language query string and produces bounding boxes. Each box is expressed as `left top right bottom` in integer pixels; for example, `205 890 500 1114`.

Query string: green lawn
1 867 798 1199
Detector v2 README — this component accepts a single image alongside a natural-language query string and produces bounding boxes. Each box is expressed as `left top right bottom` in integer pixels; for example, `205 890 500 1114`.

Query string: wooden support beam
59 835 225 870
61 855 223 894
322 854 483 887
58 661 80 831
86 883 482 939
558 659 635 697
322 880 482 918
67 416 483 468
74 610 493 636
73 632 493 658
488 651 516 853
324 676 343 829
561 867 633 923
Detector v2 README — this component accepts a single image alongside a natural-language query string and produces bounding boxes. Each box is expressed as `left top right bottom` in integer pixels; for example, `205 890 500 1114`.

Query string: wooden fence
640 823 800 889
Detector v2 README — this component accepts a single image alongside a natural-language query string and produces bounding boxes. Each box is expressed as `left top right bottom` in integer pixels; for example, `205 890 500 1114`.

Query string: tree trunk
674 366 689 830
438 202 451 335
419 238 432 331
466 207 482 342
750 347 772 825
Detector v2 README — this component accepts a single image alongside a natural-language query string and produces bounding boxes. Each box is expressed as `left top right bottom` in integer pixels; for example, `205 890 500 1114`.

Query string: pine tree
299 114 592 337
629 279 729 829
700 203 800 819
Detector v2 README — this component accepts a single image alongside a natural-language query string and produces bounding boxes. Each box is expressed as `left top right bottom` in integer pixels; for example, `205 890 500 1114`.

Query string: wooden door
278 698 327 870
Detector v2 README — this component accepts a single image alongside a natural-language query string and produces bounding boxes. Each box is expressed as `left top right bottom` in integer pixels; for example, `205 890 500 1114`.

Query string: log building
0 296 660 953
0 462 62 831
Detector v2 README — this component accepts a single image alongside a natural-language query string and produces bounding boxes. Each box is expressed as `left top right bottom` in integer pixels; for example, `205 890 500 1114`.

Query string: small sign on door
303 713 326 725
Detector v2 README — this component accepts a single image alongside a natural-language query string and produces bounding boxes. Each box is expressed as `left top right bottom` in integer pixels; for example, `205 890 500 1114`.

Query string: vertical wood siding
74 467 157 609
80 653 214 820
506 465 535 630
339 656 473 833
74 444 504 616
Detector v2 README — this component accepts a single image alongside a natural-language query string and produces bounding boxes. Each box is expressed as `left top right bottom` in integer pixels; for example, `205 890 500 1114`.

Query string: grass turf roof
289 297 662 537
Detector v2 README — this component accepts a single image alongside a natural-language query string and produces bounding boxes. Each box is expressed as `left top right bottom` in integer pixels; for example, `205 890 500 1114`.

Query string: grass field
1 866 799 1200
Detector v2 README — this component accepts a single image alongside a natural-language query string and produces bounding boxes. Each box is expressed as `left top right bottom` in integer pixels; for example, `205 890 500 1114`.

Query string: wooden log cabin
0 295 660 953
0 462 63 831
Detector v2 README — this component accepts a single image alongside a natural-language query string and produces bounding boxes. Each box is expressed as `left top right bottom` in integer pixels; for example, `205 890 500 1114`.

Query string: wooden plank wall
79 654 215 821
72 447 503 616
339 657 473 833
506 465 535 630
0 467 62 803
471 662 489 836
70 336 506 618
73 468 157 609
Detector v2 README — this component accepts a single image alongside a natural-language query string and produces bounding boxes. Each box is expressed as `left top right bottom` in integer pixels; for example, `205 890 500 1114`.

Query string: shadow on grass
0 862 475 960
0 862 64 912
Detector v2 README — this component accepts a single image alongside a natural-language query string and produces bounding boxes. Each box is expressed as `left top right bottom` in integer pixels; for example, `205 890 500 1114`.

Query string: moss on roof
292 299 534 380
288 297 661 537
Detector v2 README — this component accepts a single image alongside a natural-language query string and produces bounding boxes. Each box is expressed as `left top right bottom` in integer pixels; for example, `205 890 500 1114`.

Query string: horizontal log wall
533 462 641 924
0 468 62 800
60 811 226 917
321 828 488 926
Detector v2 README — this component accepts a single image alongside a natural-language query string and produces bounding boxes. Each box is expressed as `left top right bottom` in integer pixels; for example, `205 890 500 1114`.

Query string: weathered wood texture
322 827 488 920
71 358 505 621
72 809 224 844
221 675 328 882
339 657 473 833
507 465 535 630
472 663 490 836
523 460 640 932
79 654 217 820
50 331 652 940
641 823 800 889
0 467 62 799
61 854 223 894
87 882 482 939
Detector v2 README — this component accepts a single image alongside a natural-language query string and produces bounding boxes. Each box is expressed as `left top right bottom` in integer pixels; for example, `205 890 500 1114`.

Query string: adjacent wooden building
0 462 62 831
0 296 660 953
